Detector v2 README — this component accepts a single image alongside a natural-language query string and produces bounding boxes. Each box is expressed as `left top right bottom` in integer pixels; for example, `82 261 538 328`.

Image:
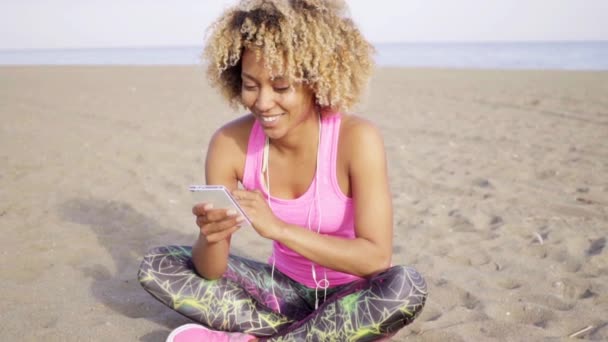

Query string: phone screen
189 185 252 228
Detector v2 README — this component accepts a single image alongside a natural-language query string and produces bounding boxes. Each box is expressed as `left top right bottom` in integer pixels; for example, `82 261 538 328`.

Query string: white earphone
262 113 328 312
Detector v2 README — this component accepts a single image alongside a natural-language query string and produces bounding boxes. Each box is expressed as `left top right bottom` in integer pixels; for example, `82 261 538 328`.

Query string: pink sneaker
166 324 256 342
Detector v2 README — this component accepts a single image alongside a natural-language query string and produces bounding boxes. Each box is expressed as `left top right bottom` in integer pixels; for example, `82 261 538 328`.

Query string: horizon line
1 39 608 52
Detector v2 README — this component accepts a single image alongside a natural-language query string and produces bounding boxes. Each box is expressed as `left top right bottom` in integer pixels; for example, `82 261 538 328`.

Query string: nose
254 87 275 113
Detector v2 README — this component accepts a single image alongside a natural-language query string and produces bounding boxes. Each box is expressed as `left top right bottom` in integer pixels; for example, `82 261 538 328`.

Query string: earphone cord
263 136 282 314
264 113 328 312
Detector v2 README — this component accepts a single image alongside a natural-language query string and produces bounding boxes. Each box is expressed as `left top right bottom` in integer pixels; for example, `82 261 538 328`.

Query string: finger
205 208 238 221
231 189 248 200
201 215 243 235
235 197 262 209
206 225 240 243
232 192 259 204
201 225 241 242
196 215 210 227
192 203 213 215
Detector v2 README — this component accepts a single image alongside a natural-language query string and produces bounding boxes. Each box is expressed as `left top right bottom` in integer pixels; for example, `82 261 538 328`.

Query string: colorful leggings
138 246 427 341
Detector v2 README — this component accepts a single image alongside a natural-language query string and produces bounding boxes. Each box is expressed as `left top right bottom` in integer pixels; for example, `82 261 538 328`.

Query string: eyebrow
241 72 287 83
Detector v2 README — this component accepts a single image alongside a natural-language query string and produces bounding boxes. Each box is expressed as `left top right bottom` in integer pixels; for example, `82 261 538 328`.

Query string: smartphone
189 185 252 228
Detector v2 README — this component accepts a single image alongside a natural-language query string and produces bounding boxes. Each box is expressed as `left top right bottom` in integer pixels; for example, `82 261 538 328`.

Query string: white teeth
261 115 280 122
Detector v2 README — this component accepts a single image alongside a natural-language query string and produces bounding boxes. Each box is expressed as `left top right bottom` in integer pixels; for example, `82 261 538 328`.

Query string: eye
242 84 257 91
274 86 290 93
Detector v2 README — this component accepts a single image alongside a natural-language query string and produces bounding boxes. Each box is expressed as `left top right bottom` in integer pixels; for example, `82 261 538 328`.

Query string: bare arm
191 117 251 279
234 118 393 277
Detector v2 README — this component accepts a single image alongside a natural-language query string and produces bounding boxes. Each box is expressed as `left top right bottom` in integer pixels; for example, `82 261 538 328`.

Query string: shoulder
337 113 387 177
209 114 255 153
340 114 380 137
205 114 255 181
339 114 385 156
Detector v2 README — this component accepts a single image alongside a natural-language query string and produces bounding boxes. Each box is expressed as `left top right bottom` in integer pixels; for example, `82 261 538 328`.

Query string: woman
138 1 427 341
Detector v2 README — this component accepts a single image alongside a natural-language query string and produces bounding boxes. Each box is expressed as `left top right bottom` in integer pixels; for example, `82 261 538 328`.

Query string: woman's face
240 49 316 140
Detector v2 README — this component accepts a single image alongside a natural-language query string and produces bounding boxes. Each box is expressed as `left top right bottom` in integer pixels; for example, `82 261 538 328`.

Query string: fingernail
203 203 213 210
235 216 244 223
226 209 237 216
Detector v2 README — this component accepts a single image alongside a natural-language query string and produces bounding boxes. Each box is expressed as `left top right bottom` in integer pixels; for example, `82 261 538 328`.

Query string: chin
262 128 286 140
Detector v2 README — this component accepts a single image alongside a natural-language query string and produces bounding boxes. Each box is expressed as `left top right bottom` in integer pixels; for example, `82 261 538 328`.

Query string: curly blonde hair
203 0 374 112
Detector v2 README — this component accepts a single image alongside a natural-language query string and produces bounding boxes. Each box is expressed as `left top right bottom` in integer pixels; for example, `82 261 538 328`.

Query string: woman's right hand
192 203 244 243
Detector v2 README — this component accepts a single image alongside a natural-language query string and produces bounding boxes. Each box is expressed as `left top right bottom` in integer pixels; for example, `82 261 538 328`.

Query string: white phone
189 185 252 228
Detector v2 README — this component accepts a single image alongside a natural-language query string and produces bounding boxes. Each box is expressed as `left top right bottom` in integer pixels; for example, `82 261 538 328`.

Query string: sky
1 0 607 50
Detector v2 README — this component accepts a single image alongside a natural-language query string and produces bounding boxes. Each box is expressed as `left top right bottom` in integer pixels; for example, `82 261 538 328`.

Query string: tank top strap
317 112 341 195
242 118 265 191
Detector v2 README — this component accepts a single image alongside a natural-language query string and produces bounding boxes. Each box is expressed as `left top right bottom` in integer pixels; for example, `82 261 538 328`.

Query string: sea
1 41 607 70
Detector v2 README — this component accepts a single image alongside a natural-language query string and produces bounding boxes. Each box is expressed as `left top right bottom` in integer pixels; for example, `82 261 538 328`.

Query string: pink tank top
242 113 362 288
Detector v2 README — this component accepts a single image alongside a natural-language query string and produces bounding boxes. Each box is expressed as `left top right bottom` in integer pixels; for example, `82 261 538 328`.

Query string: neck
270 112 321 156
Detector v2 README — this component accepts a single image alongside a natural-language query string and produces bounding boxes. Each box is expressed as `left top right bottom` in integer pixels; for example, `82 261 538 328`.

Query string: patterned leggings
138 246 427 341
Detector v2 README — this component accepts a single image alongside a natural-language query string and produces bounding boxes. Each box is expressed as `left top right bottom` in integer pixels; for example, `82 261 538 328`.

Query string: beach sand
1 66 607 341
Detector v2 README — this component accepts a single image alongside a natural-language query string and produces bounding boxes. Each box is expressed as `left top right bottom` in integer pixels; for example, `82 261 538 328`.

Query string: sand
1 66 607 341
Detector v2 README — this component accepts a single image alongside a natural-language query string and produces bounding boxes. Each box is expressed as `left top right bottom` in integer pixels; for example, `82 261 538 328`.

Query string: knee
376 265 428 314
140 246 167 262
392 265 427 296
137 246 163 287
394 265 427 294
137 245 193 287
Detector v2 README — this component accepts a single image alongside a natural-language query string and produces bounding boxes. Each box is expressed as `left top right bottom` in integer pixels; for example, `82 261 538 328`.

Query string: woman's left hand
232 189 283 240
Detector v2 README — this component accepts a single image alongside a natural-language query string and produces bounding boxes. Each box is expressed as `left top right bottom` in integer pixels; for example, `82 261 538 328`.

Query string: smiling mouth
260 114 283 123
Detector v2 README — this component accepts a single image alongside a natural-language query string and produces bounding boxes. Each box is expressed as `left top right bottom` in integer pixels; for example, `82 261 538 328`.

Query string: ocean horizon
1 41 607 70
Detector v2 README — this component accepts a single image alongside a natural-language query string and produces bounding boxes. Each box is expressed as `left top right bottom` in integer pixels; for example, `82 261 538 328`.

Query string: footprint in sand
552 278 597 302
488 215 503 230
547 247 583 273
484 300 556 328
518 293 574 311
419 306 443 322
496 278 522 290
446 209 475 232
586 237 606 256
432 278 484 311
